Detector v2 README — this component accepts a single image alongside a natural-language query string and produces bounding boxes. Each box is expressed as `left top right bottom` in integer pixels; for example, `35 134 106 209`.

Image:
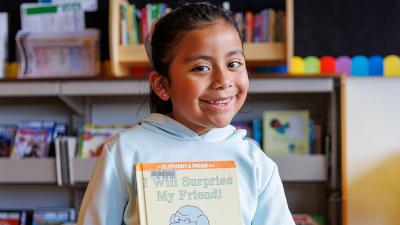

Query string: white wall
345 78 400 225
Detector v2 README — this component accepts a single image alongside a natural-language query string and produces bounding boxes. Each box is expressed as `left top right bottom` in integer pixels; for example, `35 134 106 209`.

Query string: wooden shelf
117 42 286 67
0 158 57 184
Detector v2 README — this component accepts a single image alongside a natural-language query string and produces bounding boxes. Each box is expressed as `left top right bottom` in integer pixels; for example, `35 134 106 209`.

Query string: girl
77 2 295 225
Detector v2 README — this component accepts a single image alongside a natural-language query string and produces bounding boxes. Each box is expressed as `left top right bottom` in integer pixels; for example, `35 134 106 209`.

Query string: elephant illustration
169 205 210 225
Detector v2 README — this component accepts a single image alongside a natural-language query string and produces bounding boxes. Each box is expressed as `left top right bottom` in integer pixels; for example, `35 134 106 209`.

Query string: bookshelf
0 75 343 225
109 0 294 76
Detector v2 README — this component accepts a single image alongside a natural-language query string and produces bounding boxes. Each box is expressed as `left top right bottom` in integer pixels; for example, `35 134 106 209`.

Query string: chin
208 117 232 128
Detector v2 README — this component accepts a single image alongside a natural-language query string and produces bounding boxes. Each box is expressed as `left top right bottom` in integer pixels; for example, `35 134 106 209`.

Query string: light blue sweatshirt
77 113 295 225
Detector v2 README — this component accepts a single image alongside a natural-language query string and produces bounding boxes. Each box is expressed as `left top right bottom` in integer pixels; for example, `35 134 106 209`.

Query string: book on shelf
0 12 7 79
79 124 129 158
263 110 310 156
136 161 243 225
55 136 77 186
120 2 169 45
0 210 28 225
293 214 325 225
11 121 55 158
32 208 76 225
0 125 16 157
231 120 253 138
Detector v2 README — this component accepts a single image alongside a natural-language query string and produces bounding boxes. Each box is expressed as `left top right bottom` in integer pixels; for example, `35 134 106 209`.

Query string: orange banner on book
136 161 236 171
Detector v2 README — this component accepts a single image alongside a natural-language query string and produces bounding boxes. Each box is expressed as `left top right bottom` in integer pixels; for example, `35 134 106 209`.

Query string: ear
149 71 170 101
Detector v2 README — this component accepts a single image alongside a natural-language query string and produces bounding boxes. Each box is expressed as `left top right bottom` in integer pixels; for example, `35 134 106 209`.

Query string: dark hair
148 2 242 114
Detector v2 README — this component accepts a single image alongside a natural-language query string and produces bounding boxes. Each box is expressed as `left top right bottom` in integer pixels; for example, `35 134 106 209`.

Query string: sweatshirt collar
140 113 246 142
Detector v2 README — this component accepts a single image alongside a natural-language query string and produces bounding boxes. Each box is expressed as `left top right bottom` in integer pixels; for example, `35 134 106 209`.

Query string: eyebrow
183 49 244 63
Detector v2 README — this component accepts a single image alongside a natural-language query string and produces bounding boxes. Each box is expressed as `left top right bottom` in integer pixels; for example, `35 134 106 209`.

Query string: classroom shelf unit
0 76 343 225
109 0 294 76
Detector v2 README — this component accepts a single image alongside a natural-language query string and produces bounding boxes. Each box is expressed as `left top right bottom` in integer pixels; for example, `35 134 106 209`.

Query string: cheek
236 73 249 93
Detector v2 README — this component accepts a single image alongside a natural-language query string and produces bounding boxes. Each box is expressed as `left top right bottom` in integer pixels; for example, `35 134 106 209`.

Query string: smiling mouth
201 96 234 108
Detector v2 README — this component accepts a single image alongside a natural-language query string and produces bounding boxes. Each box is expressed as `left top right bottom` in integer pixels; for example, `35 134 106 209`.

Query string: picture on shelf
11 121 55 158
0 125 16 157
263 110 310 156
79 124 129 158
32 208 76 225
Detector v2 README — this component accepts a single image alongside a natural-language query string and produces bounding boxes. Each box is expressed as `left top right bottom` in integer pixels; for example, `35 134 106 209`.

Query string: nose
211 67 233 90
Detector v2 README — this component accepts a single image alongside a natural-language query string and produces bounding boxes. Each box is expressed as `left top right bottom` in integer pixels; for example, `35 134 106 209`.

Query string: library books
293 214 325 225
32 208 76 225
0 12 7 78
11 121 55 158
263 110 310 155
0 125 16 157
79 124 128 158
0 210 28 225
136 161 243 225
55 136 77 186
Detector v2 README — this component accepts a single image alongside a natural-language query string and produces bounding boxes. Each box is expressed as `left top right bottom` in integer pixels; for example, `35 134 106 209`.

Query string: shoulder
239 138 278 191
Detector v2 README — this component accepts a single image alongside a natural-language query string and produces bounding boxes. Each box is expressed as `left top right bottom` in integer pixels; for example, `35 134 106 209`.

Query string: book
32 208 76 225
263 110 310 155
0 125 16 157
11 121 55 158
136 161 243 225
231 120 252 137
0 12 8 79
55 136 77 186
293 214 325 225
0 210 28 225
79 124 127 158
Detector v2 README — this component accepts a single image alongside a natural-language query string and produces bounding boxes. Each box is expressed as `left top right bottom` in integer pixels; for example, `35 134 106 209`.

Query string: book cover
0 210 28 225
136 161 243 225
0 125 16 157
32 208 76 225
293 214 325 225
79 124 127 158
11 121 55 158
263 110 309 155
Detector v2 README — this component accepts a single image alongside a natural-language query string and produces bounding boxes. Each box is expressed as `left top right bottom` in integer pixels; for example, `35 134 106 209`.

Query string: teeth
207 97 231 104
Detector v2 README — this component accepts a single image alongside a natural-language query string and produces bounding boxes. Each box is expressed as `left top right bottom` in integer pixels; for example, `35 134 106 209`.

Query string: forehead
175 20 242 54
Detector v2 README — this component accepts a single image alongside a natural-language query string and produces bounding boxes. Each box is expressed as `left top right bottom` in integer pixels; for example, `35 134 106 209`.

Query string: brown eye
228 61 242 69
191 66 210 72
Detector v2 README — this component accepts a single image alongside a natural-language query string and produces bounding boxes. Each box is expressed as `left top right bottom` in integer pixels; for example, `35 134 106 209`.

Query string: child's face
166 20 249 135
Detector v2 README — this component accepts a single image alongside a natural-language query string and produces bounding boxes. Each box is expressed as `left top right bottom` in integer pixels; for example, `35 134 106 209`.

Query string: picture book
293 214 325 225
136 161 243 225
79 124 128 158
0 12 8 79
231 120 252 137
0 210 28 225
11 121 55 158
263 110 310 155
32 208 76 225
0 125 16 157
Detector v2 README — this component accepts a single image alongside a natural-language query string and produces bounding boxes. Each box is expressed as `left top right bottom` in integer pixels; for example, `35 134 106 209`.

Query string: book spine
135 163 148 225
